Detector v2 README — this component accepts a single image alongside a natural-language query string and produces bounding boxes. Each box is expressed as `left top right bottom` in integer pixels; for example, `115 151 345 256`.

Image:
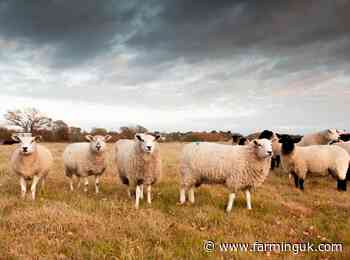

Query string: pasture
0 142 349 259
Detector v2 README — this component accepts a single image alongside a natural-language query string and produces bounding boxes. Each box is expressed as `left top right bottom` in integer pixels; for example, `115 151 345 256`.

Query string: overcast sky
0 0 349 134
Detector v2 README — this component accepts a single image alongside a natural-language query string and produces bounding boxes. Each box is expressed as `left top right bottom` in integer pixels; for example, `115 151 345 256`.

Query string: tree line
0 107 232 143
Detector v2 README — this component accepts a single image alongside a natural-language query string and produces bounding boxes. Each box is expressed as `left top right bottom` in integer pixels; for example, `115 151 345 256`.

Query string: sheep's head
276 133 303 143
278 135 297 155
238 137 250 145
85 135 111 153
252 139 272 159
12 135 42 155
135 133 160 153
258 130 275 140
325 129 340 143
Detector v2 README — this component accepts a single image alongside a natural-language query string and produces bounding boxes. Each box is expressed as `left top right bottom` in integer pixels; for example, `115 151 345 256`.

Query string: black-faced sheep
279 136 349 191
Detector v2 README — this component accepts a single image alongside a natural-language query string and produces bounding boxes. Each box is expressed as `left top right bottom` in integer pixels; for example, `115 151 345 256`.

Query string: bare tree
5 107 52 133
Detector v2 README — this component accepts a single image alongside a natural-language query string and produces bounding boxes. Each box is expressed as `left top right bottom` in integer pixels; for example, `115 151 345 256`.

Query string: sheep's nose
146 146 152 150
23 147 28 152
96 145 101 150
268 151 272 155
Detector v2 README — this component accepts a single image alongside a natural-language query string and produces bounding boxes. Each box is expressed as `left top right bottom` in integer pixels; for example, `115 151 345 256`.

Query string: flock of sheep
6 128 350 213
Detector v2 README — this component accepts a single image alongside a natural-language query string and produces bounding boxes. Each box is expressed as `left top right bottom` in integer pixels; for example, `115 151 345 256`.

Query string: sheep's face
326 129 340 143
135 133 160 153
258 130 275 140
278 136 296 155
238 137 250 145
12 135 41 155
253 139 272 159
85 135 111 153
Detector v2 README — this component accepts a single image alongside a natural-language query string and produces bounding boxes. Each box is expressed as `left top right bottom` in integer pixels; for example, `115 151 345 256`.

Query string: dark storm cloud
1 0 350 68
0 0 149 67
1 0 350 132
127 0 350 65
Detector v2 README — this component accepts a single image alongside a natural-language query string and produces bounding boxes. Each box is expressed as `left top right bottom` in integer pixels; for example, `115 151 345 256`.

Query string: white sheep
114 133 161 209
333 141 350 155
333 141 350 181
298 129 339 146
63 135 111 193
10 134 53 200
279 136 349 191
179 139 273 212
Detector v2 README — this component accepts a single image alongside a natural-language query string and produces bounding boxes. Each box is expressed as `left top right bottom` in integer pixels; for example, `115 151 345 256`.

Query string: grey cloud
0 0 350 132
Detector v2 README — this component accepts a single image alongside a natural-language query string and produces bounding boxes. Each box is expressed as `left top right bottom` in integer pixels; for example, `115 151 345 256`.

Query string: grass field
0 142 349 259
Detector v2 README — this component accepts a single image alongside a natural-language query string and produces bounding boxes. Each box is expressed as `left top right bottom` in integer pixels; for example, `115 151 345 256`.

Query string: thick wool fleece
180 142 271 193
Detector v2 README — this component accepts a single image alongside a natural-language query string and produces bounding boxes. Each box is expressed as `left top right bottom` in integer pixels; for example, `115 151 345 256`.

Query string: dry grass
0 142 349 259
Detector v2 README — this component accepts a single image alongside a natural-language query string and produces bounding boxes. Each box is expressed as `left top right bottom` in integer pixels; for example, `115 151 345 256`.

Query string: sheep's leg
245 190 252 210
68 176 74 191
84 177 89 192
291 172 299 188
147 185 152 204
31 176 41 200
347 167 350 181
298 178 304 191
135 185 141 209
20 177 27 199
226 193 236 213
337 178 347 191
188 188 195 204
95 175 100 194
77 176 81 189
276 156 281 168
140 185 144 200
180 187 186 204
271 158 276 170
41 175 46 190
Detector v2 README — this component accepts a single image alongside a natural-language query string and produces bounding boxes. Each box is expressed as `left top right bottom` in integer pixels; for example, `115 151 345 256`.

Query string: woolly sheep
179 139 273 212
63 135 111 193
114 133 161 209
333 141 350 155
332 141 350 181
298 129 339 146
10 134 53 200
279 136 350 191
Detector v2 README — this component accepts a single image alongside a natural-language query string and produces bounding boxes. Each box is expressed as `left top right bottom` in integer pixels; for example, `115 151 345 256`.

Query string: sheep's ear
154 135 161 141
85 135 94 142
34 136 42 143
104 135 112 142
135 134 143 142
294 136 303 143
11 134 20 142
